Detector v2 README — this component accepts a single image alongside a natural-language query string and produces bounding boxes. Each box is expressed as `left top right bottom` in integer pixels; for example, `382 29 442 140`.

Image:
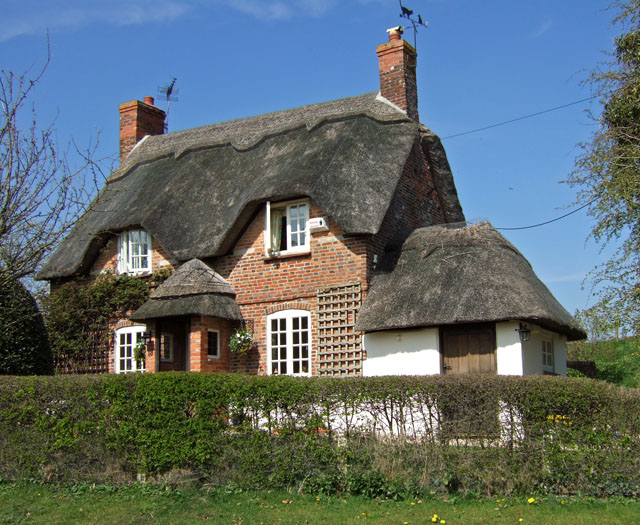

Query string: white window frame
264 200 310 257
114 326 146 374
542 340 555 373
160 333 173 362
207 330 220 359
117 229 152 275
267 309 312 376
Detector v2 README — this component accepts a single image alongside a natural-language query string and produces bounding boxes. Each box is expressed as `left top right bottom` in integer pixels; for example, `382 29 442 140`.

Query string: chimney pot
143 96 155 106
387 26 403 42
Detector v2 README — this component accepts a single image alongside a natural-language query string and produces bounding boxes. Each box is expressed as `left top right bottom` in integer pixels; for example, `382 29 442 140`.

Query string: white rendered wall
496 321 524 376
362 328 440 376
522 325 568 376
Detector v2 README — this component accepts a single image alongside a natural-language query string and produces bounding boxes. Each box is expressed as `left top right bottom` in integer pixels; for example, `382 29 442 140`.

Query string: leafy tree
567 1 640 338
0 274 53 375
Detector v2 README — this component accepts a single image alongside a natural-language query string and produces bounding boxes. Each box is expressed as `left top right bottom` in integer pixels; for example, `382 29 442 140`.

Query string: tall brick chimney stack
376 26 419 122
119 96 166 161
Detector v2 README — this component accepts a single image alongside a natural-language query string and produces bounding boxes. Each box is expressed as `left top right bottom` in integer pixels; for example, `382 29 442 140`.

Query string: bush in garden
0 276 53 375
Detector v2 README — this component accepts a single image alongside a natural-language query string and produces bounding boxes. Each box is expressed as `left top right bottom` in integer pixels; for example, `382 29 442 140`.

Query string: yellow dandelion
440 521 446 525
561 500 565 505
410 502 415 506
527 497 535 504
519 519 523 523
432 517 438 523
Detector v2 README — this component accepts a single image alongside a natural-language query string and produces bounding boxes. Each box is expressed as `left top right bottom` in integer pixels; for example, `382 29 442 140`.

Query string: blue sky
0 0 622 315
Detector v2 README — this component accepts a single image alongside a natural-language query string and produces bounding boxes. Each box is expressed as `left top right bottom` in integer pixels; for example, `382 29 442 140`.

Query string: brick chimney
119 96 166 161
376 26 419 122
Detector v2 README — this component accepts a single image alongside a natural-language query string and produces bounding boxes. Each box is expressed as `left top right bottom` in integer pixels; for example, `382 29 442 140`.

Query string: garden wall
0 373 638 497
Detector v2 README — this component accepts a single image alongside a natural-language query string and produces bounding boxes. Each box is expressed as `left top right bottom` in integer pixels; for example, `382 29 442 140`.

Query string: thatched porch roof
130 259 242 321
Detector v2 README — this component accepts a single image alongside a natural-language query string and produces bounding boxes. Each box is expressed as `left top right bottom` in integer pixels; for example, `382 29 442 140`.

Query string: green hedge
0 373 638 497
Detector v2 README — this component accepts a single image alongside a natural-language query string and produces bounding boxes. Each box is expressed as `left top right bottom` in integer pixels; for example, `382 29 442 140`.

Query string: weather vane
398 1 429 49
158 77 179 132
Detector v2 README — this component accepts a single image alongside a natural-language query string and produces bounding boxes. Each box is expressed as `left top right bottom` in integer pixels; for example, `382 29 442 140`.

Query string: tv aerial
398 1 429 49
158 77 179 132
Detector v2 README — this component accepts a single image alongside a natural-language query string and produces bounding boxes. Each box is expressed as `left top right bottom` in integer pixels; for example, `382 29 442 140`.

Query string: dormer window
117 229 152 275
265 200 309 257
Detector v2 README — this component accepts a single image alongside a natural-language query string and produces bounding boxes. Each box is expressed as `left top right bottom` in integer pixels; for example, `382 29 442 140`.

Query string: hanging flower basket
230 327 254 355
133 341 146 367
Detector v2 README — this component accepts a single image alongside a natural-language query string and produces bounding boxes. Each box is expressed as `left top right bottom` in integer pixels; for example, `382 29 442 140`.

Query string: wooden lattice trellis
317 283 362 376
54 346 109 375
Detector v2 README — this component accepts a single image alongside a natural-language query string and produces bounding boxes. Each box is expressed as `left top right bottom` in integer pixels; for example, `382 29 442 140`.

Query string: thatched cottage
39 27 584 377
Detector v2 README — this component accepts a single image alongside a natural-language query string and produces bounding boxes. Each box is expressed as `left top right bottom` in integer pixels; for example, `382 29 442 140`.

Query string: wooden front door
441 324 496 374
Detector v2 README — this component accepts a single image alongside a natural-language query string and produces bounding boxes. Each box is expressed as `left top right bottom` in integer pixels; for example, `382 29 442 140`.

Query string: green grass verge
1 482 639 524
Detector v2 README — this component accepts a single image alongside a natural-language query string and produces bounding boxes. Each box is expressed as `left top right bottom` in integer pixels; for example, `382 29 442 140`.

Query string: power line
495 199 595 231
441 94 601 140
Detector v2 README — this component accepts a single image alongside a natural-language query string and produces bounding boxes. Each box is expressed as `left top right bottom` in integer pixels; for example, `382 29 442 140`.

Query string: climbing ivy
45 269 171 371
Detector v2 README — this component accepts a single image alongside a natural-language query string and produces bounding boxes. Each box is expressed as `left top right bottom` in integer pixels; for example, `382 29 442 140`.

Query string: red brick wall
212 202 368 376
189 316 233 373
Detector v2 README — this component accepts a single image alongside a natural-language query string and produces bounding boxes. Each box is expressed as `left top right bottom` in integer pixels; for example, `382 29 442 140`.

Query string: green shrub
0 276 52 375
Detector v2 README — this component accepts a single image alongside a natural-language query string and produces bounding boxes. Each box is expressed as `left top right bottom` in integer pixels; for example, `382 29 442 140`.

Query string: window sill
264 250 310 261
207 355 221 360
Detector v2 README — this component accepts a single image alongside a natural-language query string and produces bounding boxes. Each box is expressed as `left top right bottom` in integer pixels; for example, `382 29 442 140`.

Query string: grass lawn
1 482 639 524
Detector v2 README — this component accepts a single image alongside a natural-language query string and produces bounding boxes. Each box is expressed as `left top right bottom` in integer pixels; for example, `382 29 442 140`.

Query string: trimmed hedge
0 373 639 497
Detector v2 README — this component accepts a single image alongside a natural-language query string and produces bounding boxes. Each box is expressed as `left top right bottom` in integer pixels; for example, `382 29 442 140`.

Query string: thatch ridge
355 222 586 341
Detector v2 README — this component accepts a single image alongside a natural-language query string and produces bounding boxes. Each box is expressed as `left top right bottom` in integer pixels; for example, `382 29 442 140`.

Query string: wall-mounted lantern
515 322 531 343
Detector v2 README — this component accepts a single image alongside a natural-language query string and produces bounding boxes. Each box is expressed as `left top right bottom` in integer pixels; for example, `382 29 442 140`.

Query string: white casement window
117 230 152 274
542 340 555 373
207 330 220 359
160 333 173 362
264 200 309 256
115 326 146 373
267 309 311 376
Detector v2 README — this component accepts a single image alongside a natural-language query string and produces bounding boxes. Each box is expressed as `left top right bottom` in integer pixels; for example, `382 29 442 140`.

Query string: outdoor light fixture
515 322 531 343
140 330 152 343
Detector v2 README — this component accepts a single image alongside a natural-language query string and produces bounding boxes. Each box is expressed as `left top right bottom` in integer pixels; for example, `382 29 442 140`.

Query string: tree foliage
567 1 640 338
0 274 52 375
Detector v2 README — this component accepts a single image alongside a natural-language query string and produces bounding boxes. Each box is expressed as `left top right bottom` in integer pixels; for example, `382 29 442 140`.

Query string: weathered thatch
355 222 586 341
130 259 242 321
38 92 463 279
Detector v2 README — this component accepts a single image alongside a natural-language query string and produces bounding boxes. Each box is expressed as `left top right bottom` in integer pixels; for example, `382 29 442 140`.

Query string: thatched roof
129 259 242 321
38 92 463 280
355 222 586 341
